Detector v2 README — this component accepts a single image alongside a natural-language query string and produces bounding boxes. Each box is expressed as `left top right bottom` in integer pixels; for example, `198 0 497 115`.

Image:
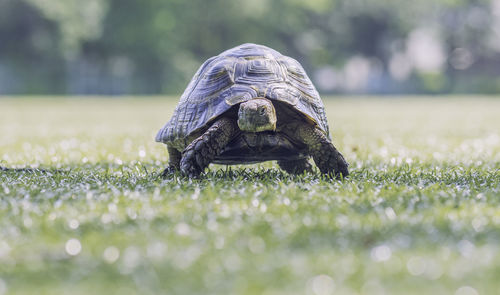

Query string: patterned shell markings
156 43 330 149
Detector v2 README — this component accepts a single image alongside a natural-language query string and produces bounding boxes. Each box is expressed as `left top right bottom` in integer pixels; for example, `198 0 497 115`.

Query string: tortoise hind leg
278 158 312 175
161 146 182 177
180 117 238 177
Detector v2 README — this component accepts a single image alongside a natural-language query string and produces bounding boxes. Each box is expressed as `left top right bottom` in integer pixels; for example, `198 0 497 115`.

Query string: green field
0 97 499 295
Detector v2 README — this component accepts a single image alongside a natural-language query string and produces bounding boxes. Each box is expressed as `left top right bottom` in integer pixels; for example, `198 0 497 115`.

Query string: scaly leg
293 124 349 179
180 117 238 177
161 146 182 177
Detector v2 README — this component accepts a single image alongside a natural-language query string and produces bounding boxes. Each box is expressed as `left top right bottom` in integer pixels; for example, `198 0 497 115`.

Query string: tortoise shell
156 43 330 150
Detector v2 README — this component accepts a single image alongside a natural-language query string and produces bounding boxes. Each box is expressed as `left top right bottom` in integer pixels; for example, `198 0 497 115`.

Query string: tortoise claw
180 151 204 178
322 153 349 180
160 166 179 178
180 163 203 178
335 153 349 178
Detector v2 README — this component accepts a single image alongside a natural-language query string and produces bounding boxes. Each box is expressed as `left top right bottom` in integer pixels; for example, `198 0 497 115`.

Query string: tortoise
156 43 348 178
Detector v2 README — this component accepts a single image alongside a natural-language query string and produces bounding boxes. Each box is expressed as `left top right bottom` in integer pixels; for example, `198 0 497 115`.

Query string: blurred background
1 0 500 95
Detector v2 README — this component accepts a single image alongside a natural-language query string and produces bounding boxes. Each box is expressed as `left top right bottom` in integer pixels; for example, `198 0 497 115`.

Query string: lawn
0 96 499 295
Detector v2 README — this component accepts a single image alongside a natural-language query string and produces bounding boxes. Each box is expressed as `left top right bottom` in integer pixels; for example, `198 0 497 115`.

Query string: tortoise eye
259 108 266 116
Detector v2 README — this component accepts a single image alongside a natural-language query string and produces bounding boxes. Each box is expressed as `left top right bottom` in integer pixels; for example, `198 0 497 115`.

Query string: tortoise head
237 98 277 132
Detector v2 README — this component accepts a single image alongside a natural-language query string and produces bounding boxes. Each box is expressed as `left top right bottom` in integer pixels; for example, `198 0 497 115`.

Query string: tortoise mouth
237 98 277 132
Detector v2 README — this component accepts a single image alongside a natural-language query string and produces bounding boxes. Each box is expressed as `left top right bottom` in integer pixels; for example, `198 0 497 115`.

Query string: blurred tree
26 0 109 56
1 0 499 94
0 0 64 93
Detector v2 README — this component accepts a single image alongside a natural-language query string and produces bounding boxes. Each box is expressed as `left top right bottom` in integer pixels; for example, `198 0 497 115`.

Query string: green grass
0 96 499 295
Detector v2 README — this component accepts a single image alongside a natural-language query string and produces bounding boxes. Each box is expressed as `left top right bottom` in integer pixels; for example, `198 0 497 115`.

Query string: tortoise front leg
161 146 182 177
294 124 349 179
180 117 238 177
